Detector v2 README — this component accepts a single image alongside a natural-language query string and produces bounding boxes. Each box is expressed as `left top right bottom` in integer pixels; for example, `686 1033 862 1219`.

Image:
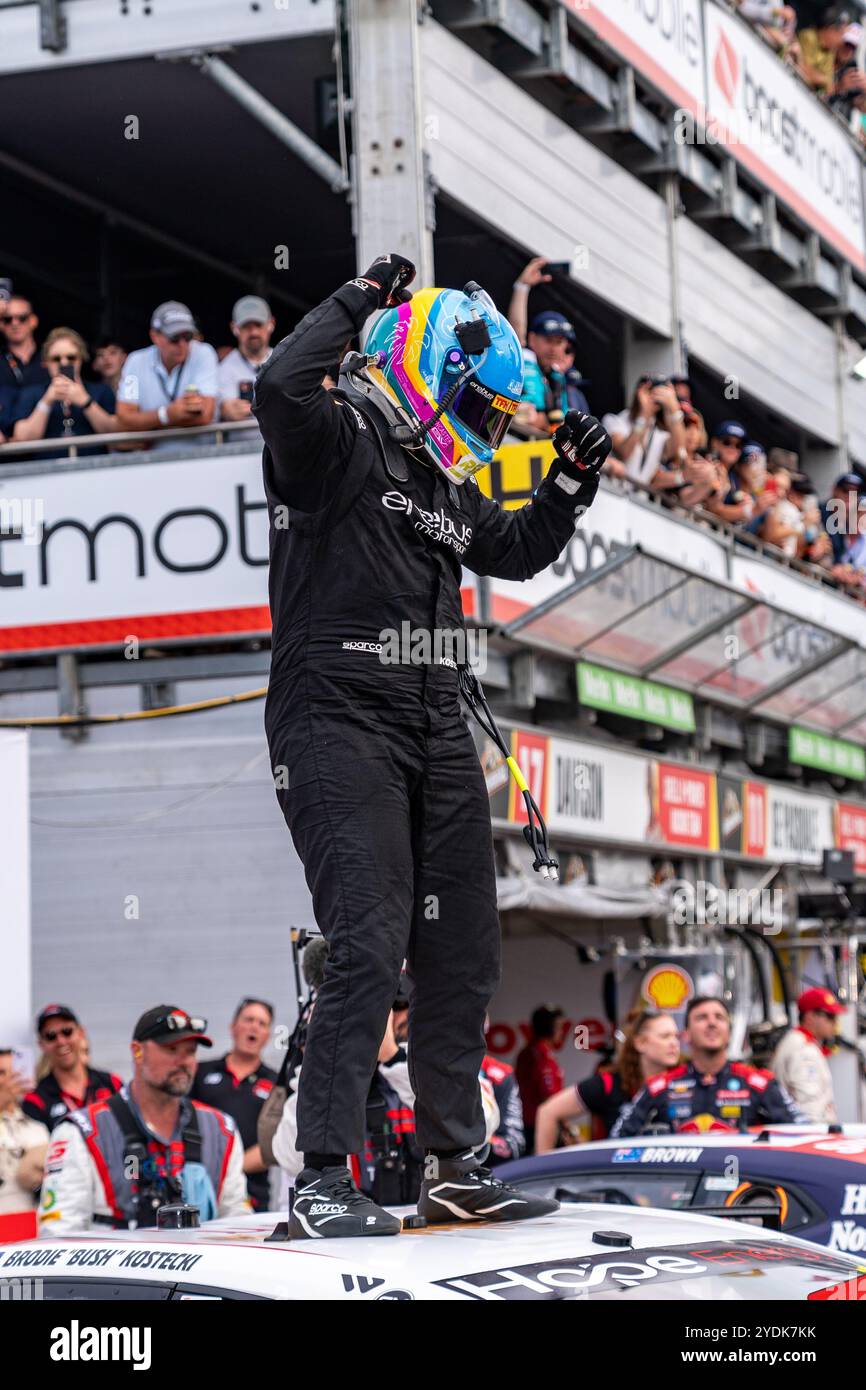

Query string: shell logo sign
641 964 694 1012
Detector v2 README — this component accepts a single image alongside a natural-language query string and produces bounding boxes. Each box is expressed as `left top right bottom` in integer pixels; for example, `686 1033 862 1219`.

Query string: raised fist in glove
354 253 416 308
553 411 612 476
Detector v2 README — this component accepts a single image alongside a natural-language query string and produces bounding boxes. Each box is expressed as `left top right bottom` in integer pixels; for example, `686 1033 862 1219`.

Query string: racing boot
288 1166 402 1239
418 1149 560 1225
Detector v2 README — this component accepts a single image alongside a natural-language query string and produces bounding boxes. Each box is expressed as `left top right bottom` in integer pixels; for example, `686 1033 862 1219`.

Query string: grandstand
1 0 865 1114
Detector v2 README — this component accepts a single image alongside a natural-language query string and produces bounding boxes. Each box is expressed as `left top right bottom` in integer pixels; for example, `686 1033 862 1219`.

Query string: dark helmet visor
450 375 518 450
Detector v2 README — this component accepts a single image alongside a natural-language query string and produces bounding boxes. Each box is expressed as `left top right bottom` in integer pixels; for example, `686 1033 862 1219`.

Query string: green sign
789 726 866 779
577 661 695 732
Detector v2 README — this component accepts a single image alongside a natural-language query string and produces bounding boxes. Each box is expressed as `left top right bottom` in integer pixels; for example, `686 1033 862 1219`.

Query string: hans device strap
331 386 411 484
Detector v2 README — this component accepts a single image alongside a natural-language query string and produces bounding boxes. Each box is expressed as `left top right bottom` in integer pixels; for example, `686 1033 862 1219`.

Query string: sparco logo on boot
381 490 472 555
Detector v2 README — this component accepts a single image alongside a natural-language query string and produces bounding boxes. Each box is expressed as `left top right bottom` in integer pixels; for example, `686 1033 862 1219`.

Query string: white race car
2 1205 864 1301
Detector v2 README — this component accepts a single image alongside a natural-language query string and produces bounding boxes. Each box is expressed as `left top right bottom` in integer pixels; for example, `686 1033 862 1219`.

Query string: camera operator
38 1006 249 1234
601 375 686 487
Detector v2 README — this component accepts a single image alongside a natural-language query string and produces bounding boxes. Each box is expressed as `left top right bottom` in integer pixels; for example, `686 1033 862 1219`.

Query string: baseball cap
529 310 576 341
232 295 272 326
842 21 864 43
714 420 746 441
37 1004 79 1034
740 440 766 460
819 4 853 27
133 1005 212 1047
789 471 816 494
150 301 197 337
797 987 845 1016
835 472 863 489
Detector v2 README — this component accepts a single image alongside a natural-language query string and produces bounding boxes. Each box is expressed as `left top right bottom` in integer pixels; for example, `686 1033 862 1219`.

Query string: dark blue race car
496 1129 866 1253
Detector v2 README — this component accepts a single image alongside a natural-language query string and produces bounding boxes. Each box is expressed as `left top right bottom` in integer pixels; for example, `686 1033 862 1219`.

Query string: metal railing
0 417 262 460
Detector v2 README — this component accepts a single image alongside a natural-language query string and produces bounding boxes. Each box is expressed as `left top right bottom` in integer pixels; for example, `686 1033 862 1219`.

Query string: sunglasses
41 1025 76 1042
2 312 31 324
48 354 80 364
166 332 193 344
719 436 742 447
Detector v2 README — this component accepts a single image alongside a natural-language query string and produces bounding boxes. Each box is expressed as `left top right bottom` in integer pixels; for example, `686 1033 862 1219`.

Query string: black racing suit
610 1060 808 1137
253 277 599 1157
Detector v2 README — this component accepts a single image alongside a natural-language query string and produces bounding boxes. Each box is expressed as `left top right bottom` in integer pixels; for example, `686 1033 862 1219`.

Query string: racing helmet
363 282 523 484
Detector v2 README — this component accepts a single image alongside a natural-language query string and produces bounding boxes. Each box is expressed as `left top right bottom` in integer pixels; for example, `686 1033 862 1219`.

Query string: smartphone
59 363 76 380
239 380 254 402
545 261 571 276
12 1045 34 1081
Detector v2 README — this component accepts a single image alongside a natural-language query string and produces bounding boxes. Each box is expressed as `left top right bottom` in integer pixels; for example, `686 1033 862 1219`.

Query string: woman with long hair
533 1009 681 1153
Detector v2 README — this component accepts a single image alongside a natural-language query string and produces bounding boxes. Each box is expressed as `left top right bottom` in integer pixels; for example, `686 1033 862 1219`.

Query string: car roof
498 1129 866 1184
2 1205 860 1300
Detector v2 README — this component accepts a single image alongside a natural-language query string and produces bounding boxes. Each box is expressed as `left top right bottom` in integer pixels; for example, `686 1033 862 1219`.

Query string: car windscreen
518 1169 700 1209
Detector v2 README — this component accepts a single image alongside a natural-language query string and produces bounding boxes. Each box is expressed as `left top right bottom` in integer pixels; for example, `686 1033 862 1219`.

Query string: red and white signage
652 762 718 849
508 729 549 825
0 451 477 655
572 0 706 115
836 801 866 875
743 780 768 858
704 4 866 272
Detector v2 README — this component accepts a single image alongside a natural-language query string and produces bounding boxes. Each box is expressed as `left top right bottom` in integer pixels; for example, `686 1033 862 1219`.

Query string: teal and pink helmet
363 283 524 484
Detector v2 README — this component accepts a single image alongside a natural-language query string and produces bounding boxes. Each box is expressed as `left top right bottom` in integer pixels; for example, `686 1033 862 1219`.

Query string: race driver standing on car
253 252 610 1238
611 996 808 1136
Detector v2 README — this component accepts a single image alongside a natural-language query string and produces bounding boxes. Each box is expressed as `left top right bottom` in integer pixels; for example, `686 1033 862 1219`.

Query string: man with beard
611 996 807 1136
217 295 275 421
38 1006 249 1234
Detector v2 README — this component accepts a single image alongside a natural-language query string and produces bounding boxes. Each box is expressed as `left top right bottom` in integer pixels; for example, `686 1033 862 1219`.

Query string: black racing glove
353 253 416 308
552 411 612 476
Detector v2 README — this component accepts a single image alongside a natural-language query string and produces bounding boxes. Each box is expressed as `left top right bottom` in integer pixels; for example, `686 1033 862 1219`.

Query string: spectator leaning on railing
91 338 127 396
601 374 686 488
821 471 863 562
218 295 275 423
508 256 590 437
828 21 866 121
798 4 865 97
0 293 49 394
11 328 117 456
736 0 800 63
703 419 752 523
116 300 218 444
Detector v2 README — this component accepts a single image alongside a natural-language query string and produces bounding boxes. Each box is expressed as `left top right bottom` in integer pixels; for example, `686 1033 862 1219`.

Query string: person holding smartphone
218 295 276 422
11 327 116 457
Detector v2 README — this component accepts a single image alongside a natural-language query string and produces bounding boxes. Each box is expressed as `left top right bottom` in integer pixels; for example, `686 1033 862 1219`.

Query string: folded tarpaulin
495 876 668 919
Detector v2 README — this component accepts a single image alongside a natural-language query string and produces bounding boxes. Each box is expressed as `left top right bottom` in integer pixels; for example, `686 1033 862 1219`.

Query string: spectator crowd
0 981 848 1240
734 2 866 139
0 288 275 455
4 254 866 603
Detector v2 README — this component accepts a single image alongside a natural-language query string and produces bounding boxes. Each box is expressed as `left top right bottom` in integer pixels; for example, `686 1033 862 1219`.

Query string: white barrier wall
421 21 846 451
0 731 31 1054
678 217 839 442
421 21 673 339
